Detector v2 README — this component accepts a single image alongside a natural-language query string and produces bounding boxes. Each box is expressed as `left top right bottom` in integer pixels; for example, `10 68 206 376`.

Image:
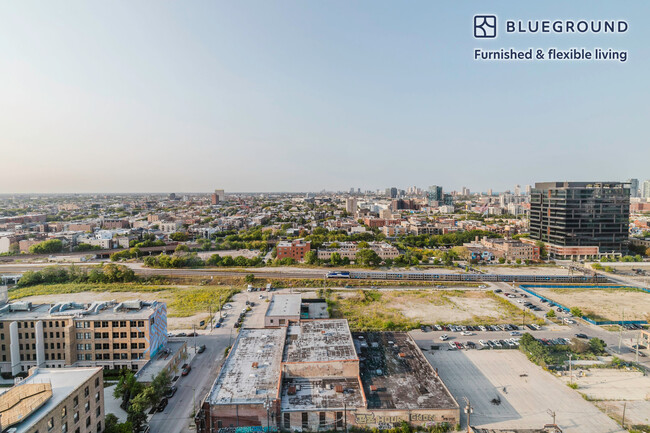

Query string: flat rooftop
207 328 286 405
266 294 301 317
280 377 364 411
8 367 101 433
355 332 458 410
283 319 357 363
0 300 162 321
135 340 187 383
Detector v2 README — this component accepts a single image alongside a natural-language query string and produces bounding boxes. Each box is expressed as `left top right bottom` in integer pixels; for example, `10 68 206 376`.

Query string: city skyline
1 1 649 193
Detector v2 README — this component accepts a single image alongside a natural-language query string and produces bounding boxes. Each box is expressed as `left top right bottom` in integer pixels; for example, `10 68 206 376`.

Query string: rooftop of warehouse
280 377 365 411
355 331 458 410
207 328 286 405
265 294 302 318
283 319 357 363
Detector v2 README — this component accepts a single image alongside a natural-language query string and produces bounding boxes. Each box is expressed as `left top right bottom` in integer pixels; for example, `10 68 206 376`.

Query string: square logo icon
474 15 497 38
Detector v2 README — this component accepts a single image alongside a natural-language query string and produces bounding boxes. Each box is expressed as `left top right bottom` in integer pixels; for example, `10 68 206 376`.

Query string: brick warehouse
196 319 459 432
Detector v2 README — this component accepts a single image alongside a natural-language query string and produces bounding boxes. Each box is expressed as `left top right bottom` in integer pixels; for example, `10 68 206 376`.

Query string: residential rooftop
207 328 286 405
283 319 357 363
265 294 302 318
1 367 101 433
0 300 163 321
355 332 458 410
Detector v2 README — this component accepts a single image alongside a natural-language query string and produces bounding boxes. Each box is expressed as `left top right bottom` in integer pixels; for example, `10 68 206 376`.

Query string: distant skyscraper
642 180 650 198
214 189 225 202
487 188 493 196
530 181 630 258
345 197 357 215
514 185 521 196
427 185 443 205
385 187 397 199
461 186 470 196
349 188 355 194
626 179 639 197
211 193 219 205
525 184 532 195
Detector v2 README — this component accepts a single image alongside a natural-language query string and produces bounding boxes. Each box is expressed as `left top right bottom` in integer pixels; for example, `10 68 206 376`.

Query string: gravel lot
422 350 626 433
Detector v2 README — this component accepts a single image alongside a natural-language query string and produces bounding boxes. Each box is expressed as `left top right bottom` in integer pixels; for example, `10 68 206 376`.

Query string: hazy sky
1 1 648 193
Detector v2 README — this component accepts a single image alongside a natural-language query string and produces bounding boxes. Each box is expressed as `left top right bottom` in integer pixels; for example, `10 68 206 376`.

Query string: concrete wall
283 360 359 379
264 315 298 328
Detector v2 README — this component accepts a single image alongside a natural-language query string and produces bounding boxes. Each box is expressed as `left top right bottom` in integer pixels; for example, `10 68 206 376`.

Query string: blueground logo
474 15 497 38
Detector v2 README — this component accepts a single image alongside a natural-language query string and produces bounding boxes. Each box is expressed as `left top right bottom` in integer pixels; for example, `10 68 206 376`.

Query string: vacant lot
422 349 625 433
532 286 650 321
326 289 536 330
9 283 237 330
558 369 650 427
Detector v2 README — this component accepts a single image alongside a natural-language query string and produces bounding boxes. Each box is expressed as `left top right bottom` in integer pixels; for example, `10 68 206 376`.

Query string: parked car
439 334 449 341
139 425 151 433
448 342 456 350
460 331 473 336
165 386 178 399
575 333 589 339
198 345 206 353
157 397 168 412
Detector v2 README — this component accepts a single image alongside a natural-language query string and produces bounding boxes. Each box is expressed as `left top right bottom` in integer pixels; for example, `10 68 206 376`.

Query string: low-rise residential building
317 242 399 261
0 366 104 433
276 239 311 262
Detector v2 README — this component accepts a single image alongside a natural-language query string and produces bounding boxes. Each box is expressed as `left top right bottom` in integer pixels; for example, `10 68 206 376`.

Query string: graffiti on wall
354 413 438 425
217 427 277 433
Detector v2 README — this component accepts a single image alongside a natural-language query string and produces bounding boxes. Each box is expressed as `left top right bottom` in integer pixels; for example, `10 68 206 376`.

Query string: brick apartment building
276 240 311 262
0 300 167 376
0 367 105 433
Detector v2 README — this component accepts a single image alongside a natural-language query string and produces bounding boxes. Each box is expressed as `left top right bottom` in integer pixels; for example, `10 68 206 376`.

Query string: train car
325 271 351 279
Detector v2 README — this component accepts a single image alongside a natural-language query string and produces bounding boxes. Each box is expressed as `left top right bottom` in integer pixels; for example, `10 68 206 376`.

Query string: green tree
304 250 318 265
169 232 189 242
244 274 255 284
114 370 143 409
498 257 506 264
569 307 583 317
104 414 132 433
150 371 172 406
330 252 342 266
588 338 607 354
29 239 64 254
355 249 381 267
357 241 370 249
175 244 189 253
546 309 556 318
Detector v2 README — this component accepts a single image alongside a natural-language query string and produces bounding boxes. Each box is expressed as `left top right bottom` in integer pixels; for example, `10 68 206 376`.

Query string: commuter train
326 270 607 283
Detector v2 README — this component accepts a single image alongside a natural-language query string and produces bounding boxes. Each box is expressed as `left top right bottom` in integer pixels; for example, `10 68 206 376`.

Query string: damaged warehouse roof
355 332 458 411
283 319 358 363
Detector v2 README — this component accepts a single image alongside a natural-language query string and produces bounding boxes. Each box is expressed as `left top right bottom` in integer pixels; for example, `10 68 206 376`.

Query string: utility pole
622 401 627 429
463 397 473 433
568 353 573 384
193 324 197 352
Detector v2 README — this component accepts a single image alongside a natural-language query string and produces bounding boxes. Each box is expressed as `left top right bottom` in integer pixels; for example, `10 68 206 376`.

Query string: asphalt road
147 290 262 433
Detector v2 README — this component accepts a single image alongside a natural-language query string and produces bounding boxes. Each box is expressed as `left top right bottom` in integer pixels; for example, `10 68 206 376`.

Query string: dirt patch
326 289 530 330
533 287 650 321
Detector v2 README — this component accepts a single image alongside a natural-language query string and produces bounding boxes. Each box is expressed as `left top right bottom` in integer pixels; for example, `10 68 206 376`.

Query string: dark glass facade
529 182 630 254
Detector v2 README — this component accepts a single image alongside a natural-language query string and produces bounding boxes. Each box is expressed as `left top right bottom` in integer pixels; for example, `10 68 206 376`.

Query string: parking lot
421 350 626 433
